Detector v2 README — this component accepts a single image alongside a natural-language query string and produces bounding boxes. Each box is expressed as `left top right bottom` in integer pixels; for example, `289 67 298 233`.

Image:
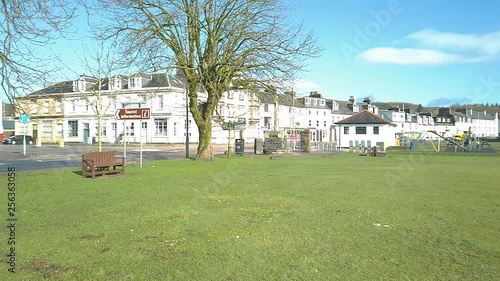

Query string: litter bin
235 139 244 155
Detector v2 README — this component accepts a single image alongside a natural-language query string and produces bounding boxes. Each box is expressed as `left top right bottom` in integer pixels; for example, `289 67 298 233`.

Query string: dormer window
129 77 142 89
73 79 86 92
305 98 310 105
112 77 122 90
332 102 339 111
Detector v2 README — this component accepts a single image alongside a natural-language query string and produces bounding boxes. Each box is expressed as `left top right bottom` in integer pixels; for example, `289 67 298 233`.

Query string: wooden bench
81 151 125 179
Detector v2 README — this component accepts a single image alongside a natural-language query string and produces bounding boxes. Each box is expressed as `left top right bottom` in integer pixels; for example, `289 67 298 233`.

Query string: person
371 146 377 157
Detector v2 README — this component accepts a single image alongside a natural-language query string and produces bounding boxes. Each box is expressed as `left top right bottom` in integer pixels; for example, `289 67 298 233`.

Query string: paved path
0 143 336 172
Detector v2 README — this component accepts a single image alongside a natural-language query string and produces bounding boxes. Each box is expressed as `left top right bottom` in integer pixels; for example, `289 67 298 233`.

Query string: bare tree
77 42 126 152
96 0 321 161
0 0 76 107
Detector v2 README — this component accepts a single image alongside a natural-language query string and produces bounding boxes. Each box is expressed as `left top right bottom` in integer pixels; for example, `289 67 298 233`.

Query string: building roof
257 92 305 108
335 110 391 125
24 73 186 97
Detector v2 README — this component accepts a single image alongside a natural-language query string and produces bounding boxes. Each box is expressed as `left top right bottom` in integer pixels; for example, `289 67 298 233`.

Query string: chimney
363 97 371 104
349 96 356 104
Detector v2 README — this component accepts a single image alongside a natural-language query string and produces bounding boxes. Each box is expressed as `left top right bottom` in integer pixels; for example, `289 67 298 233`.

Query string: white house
335 110 396 149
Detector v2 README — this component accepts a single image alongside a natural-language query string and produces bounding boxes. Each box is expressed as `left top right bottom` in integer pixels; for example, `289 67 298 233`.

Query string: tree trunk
97 115 103 152
274 94 279 131
195 119 214 161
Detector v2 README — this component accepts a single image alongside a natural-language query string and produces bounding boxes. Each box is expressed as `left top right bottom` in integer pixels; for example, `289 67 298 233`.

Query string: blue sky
287 0 500 106
4 0 499 108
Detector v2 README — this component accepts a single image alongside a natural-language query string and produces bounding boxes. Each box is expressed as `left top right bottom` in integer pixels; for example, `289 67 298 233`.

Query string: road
0 143 235 172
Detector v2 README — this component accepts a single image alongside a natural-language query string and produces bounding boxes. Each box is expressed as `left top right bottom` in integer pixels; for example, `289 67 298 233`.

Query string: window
111 123 117 130
316 110 319 115
173 122 178 136
332 103 339 111
344 127 349 134
43 121 52 137
264 104 269 112
57 124 63 137
158 95 164 109
44 101 50 113
113 77 121 89
129 78 136 88
102 123 107 136
373 126 379 135
239 93 245 101
305 98 310 104
85 103 89 112
71 100 76 112
68 121 78 137
324 111 326 116
356 126 367 134
324 121 327 127
155 118 168 136
308 120 312 126
264 117 272 128
142 122 147 129
184 119 192 129
56 100 62 113
31 103 37 114
227 92 234 99
142 95 147 104
126 123 135 136
321 100 325 105
316 120 319 127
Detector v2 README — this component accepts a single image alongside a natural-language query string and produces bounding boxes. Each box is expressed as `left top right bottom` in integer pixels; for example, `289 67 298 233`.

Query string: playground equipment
397 131 424 150
426 127 484 152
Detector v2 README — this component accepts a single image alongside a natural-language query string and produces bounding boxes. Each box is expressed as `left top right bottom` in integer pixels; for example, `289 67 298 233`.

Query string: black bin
235 139 245 155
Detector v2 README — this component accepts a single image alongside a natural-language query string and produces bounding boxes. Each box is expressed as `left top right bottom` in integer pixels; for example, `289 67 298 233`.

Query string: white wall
337 124 395 149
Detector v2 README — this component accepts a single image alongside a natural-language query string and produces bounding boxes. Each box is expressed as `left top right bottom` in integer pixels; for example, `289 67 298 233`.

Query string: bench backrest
82 151 118 166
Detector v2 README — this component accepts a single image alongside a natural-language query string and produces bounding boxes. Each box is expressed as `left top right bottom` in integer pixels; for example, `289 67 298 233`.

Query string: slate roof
335 110 390 125
29 81 74 95
326 99 356 115
257 92 305 108
25 73 186 96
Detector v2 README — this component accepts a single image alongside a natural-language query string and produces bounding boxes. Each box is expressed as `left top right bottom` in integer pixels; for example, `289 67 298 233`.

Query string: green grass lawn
1 151 499 280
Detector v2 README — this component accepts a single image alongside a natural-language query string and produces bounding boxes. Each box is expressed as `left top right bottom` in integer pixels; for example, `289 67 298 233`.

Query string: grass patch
1 153 499 280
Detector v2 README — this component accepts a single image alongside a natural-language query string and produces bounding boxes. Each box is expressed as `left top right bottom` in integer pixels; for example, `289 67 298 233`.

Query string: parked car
2 135 34 145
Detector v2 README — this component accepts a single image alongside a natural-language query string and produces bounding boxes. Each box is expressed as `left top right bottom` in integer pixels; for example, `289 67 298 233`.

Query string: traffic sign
20 113 30 124
115 108 151 120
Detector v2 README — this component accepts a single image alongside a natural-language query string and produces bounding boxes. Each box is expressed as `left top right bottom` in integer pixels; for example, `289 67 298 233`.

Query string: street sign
115 108 151 120
20 113 31 124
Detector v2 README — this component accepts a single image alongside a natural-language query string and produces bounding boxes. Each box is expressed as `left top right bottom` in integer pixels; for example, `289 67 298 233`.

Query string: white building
15 73 204 145
335 110 396 149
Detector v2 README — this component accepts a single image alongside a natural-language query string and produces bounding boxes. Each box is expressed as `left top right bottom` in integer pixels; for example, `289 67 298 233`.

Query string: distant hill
373 102 500 117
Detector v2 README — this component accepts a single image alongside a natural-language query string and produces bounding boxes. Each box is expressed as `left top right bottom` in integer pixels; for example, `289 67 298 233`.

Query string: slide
428 131 467 151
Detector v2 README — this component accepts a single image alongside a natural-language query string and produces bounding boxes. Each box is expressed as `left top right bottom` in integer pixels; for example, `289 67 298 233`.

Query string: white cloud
357 47 485 65
357 29 500 65
408 28 500 56
293 79 320 91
